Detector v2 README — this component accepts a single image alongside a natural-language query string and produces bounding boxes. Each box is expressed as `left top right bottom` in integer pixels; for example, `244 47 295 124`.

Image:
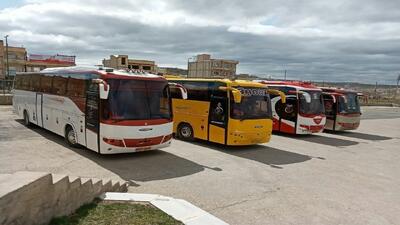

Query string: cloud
0 0 399 84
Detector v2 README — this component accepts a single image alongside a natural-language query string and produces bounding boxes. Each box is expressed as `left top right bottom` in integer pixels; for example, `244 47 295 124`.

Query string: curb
101 192 229 225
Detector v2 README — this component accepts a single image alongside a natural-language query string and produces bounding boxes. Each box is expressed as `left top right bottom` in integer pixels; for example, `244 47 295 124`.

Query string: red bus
256 80 326 134
321 87 362 131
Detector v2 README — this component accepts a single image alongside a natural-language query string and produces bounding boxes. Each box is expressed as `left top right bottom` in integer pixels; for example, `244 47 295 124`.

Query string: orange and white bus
256 80 326 134
321 87 361 131
13 67 185 154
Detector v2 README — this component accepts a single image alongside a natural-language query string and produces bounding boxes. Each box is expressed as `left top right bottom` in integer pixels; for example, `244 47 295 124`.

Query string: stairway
0 171 128 225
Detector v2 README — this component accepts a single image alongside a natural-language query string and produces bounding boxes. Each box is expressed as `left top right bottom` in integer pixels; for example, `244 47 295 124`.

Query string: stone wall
0 95 12 105
0 171 128 225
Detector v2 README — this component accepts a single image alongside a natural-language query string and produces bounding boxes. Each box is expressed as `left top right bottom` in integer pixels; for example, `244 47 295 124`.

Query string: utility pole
284 70 287 80
187 57 190 78
396 74 400 98
4 35 9 80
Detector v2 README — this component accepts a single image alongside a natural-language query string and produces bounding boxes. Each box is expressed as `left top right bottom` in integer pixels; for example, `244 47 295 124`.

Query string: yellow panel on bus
227 119 272 145
172 99 209 140
209 124 225 144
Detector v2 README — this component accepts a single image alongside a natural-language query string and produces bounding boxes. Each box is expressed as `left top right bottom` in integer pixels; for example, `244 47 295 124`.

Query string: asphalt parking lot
0 106 399 225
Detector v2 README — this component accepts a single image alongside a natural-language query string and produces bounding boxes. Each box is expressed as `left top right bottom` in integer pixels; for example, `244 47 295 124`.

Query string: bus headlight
103 138 125 147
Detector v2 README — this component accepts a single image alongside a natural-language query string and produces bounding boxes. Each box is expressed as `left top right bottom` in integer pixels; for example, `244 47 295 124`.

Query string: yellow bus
167 78 286 145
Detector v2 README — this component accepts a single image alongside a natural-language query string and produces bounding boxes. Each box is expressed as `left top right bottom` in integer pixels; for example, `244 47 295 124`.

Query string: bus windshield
298 90 324 115
231 87 272 120
338 93 360 114
105 79 171 120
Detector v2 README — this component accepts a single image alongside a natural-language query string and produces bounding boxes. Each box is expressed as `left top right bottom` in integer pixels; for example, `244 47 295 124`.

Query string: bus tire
23 110 31 127
65 125 79 147
177 123 194 141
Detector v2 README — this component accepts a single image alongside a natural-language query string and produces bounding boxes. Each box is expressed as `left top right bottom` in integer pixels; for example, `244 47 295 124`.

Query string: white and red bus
321 87 361 131
13 67 186 154
255 80 326 134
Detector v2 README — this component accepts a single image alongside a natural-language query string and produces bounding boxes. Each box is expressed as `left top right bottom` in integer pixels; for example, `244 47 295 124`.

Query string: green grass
49 199 183 225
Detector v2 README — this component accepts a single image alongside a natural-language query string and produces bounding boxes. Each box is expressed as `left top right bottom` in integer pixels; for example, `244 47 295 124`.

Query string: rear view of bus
321 88 361 131
257 81 326 135
13 67 174 154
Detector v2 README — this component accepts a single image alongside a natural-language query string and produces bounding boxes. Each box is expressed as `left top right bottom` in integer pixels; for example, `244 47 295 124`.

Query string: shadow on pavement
325 130 392 141
275 132 359 147
18 120 220 184
189 140 322 169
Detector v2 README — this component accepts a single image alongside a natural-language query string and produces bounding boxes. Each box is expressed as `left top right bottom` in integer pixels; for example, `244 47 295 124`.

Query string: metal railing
0 80 14 95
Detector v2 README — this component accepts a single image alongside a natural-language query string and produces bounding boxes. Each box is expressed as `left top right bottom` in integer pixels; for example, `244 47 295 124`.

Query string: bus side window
183 81 209 101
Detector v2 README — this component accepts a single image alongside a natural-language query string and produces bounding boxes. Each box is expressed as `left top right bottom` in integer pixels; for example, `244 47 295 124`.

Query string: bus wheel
65 126 79 147
178 123 194 141
23 111 30 126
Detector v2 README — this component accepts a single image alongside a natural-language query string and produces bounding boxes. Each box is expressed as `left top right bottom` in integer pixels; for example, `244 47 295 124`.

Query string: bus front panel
227 119 272 145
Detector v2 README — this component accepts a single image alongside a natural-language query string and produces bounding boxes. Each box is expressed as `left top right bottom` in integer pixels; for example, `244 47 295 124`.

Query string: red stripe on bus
101 119 171 126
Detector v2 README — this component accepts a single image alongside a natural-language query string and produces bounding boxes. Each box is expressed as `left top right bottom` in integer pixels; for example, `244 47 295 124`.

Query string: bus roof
255 80 321 90
16 66 163 80
166 77 267 88
320 87 358 94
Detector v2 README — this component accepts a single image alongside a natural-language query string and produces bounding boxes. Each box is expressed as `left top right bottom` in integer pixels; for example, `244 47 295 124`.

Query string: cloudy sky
1 0 399 84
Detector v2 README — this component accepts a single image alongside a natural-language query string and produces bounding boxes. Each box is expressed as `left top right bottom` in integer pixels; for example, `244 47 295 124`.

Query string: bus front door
85 84 100 152
276 97 297 134
35 93 43 127
208 96 227 144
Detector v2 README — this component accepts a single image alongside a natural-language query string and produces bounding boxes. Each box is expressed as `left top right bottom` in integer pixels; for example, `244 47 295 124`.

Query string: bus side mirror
231 89 242 103
268 89 286 104
330 94 336 103
169 83 188 99
219 86 242 103
298 91 311 103
93 79 109 99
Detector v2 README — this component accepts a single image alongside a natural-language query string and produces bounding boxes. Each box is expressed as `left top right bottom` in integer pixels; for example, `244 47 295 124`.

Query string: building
188 54 239 79
0 41 27 79
0 40 76 80
102 55 157 73
158 67 187 76
26 54 76 73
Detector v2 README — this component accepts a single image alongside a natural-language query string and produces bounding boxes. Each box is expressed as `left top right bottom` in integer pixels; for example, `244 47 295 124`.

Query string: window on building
132 65 139 69
143 66 151 71
121 57 126 65
7 53 17 60
7 67 17 76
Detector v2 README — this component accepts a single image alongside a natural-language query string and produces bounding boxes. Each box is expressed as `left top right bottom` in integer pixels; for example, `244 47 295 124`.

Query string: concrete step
100 179 113 193
0 173 12 184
